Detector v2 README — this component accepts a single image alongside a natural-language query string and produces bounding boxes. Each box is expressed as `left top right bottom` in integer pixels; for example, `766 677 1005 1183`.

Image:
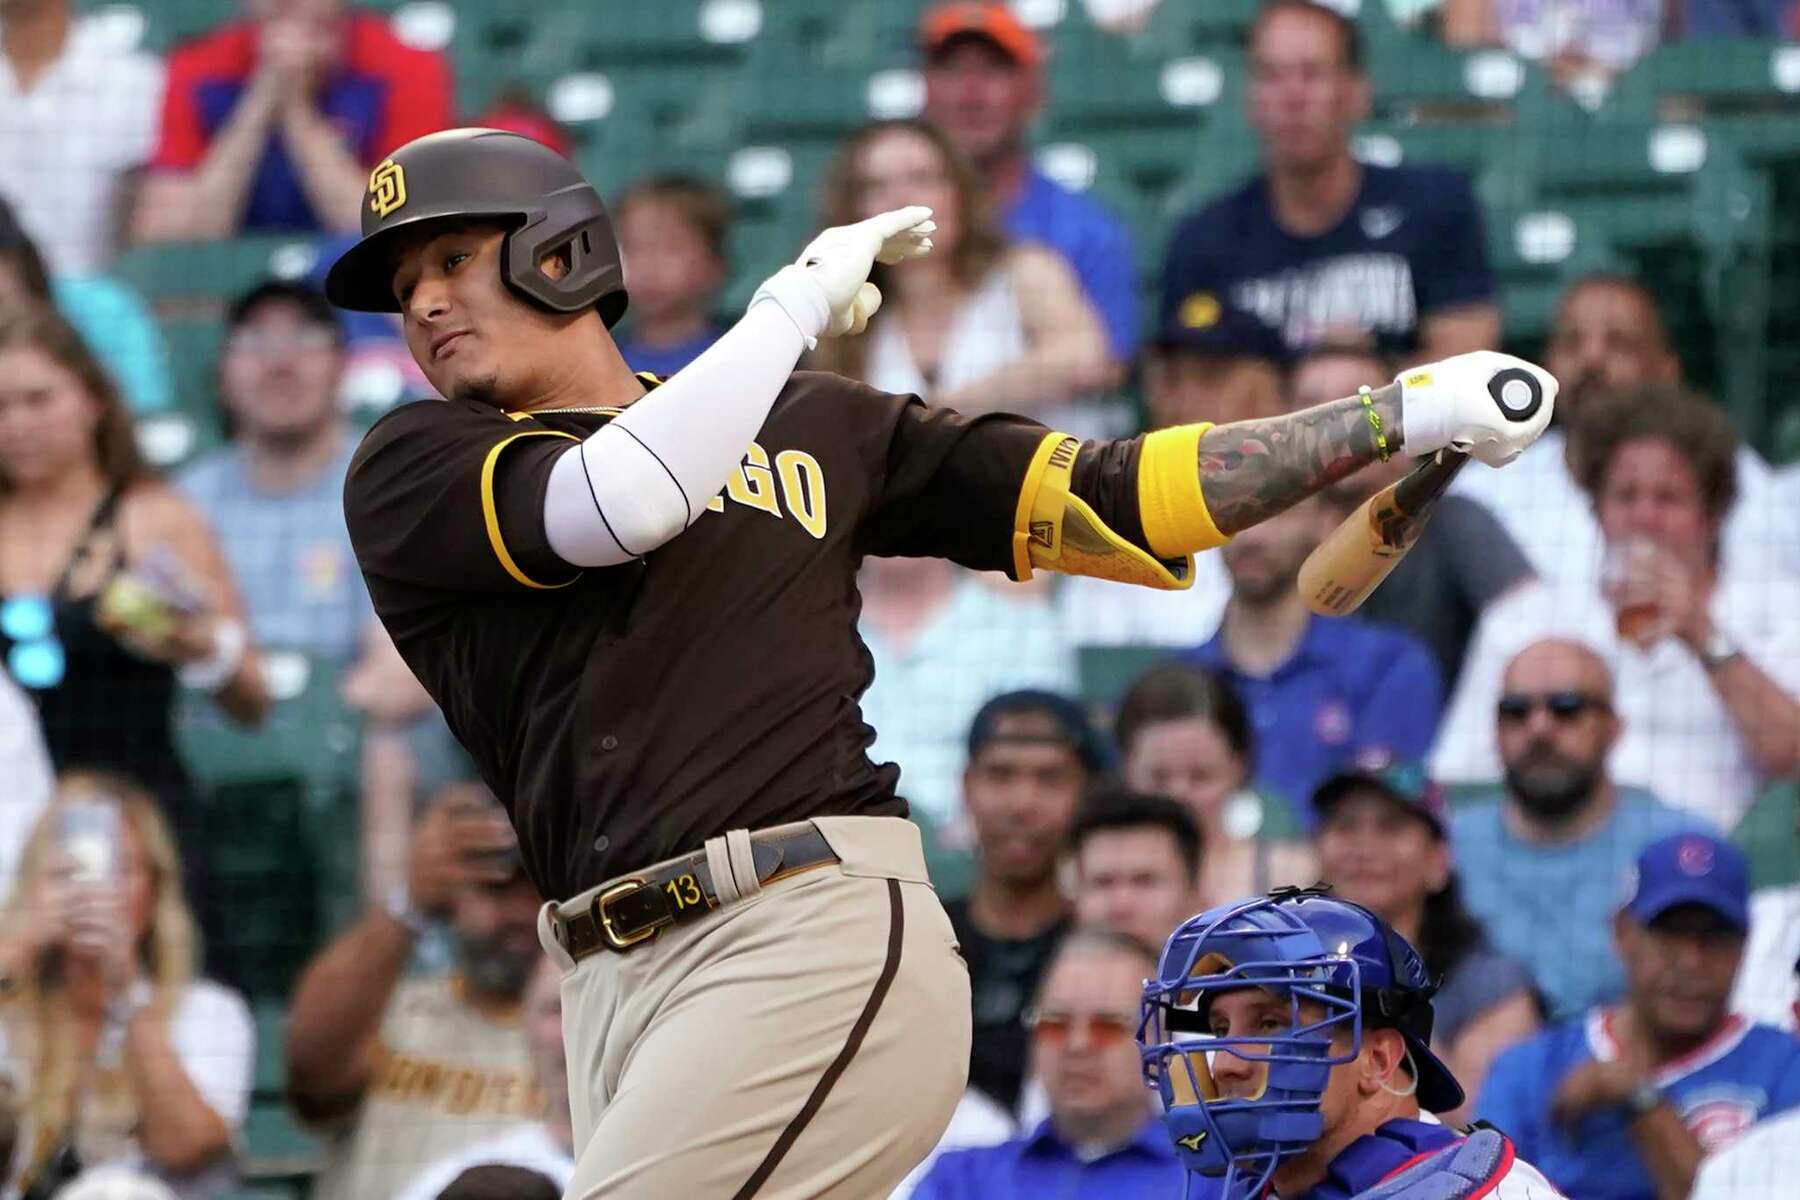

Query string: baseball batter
324 127 1555 1199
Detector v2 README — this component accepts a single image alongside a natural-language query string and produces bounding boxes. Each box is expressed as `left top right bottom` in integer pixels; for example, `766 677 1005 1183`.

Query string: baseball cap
967 689 1112 773
1154 291 1286 364
227 279 344 338
1623 832 1749 931
920 2 1043 68
1310 751 1449 838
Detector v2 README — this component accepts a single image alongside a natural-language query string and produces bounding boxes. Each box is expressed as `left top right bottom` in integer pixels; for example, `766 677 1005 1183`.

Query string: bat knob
1488 367 1545 422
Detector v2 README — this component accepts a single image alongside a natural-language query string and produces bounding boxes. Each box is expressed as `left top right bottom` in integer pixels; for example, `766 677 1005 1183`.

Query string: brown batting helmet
323 127 628 326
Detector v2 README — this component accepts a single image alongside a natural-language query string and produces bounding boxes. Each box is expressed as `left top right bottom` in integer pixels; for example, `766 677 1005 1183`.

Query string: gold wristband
1359 385 1391 462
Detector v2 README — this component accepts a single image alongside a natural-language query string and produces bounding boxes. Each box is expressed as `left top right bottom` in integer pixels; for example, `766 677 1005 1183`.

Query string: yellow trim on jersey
1010 432 1072 580
1138 423 1230 557
480 430 582 589
1011 431 1193 591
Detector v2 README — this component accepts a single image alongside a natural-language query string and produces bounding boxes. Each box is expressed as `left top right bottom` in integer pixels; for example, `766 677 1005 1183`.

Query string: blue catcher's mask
1137 887 1464 1199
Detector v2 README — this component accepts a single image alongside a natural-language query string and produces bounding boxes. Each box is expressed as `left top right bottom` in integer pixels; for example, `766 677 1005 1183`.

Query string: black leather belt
551 823 838 960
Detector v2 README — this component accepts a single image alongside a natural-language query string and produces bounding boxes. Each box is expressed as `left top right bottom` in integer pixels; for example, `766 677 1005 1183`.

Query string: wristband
1359 385 1391 462
105 978 153 1029
748 265 831 350
384 884 431 939
1624 1079 1664 1119
177 618 247 692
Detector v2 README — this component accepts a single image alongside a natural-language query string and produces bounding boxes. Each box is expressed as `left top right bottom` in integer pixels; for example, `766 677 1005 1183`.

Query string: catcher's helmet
1138 886 1463 1198
323 127 627 326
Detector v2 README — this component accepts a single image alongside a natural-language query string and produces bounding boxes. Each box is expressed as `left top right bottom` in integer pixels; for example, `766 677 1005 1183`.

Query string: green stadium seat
113 239 325 306
1131 0 1262 53
1618 39 1800 113
243 1100 327 1184
1734 779 1799 889
158 317 227 428
572 0 755 66
1076 645 1168 712
177 653 364 1000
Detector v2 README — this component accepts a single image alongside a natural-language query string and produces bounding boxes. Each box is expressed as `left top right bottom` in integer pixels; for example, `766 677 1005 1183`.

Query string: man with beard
287 788 547 1200
1448 638 1700 1020
1454 273 1799 587
1478 832 1800 1200
1179 493 1442 825
946 691 1106 1116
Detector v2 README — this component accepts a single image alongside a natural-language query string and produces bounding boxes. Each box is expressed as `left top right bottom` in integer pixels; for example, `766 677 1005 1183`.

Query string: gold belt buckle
595 879 660 950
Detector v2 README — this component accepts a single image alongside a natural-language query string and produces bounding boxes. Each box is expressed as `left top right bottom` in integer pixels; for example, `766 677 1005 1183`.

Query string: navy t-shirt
1159 164 1495 356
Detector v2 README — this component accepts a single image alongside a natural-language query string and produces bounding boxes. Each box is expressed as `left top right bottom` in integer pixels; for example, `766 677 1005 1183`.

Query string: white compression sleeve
542 272 830 568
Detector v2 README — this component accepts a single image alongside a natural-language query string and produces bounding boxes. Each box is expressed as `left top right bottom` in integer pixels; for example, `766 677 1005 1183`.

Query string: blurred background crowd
0 0 1798 1196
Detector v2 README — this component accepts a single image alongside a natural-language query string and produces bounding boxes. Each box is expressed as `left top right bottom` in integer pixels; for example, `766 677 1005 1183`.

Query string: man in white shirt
395 955 576 1200
0 0 163 274
1434 384 1800 829
1454 273 1800 590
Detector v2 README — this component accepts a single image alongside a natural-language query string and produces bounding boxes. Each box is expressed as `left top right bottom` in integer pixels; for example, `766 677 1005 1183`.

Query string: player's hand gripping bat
1298 364 1549 616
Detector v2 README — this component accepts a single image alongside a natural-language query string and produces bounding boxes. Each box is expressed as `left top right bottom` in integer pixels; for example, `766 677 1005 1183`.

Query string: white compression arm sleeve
542 269 830 567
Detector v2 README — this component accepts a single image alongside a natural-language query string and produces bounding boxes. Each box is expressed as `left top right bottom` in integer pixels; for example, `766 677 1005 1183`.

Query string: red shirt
152 10 452 173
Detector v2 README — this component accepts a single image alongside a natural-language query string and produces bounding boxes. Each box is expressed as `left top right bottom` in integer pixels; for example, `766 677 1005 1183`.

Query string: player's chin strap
1010 428 1229 590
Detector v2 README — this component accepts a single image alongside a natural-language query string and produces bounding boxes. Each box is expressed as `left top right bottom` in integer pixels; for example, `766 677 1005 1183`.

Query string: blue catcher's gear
1138 887 1465 1198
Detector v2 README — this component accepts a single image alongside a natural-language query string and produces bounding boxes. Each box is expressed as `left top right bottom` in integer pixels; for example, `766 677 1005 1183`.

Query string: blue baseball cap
1624 832 1749 931
1154 291 1286 364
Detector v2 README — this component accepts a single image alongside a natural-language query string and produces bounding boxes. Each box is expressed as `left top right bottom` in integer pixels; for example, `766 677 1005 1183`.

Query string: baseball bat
1297 364 1549 616
1297 449 1469 616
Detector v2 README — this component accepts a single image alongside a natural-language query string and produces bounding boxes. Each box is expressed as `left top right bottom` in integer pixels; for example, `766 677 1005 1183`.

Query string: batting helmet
1138 886 1463 1198
323 127 627 326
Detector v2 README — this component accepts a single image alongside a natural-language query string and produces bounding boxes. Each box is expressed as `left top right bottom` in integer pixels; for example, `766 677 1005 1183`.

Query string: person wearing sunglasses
1446 638 1702 1023
1434 384 1800 834
912 929 1185 1200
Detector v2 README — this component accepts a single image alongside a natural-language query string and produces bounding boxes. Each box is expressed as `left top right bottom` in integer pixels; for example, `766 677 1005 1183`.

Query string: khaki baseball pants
538 816 972 1199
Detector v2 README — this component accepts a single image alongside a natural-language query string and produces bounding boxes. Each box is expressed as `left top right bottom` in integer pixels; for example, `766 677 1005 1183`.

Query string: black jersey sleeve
845 380 1151 576
344 399 580 607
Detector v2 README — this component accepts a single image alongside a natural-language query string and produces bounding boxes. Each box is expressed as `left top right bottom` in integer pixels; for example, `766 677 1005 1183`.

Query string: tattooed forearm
1197 383 1405 535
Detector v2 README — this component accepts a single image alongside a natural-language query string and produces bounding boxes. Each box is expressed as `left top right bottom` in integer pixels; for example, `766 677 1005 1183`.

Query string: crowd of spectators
0 0 1795 1196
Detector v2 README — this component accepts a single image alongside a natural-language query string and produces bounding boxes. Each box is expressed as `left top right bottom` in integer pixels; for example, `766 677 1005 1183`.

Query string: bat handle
1391 448 1470 515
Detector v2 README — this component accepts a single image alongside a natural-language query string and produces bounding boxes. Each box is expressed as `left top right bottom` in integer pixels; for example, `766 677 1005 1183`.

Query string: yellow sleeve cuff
1011 431 1194 591
1138 423 1230 558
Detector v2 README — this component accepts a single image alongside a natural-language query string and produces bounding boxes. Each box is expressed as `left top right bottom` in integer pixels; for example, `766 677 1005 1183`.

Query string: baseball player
1139 887 1566 1199
325 126 1555 1199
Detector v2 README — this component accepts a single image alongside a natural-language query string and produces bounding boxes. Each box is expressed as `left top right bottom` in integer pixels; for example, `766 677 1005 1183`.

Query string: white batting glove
1397 351 1558 467
749 206 936 347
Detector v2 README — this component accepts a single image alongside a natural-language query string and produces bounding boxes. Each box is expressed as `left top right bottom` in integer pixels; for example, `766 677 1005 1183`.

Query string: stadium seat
1734 779 1800 889
113 239 326 307
158 317 227 426
1617 38 1800 114
177 653 363 1001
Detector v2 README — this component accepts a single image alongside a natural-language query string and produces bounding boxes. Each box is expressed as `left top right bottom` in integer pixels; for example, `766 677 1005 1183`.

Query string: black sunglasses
1496 690 1609 723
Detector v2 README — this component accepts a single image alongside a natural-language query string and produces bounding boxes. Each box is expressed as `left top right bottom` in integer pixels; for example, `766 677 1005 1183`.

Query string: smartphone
56 802 121 886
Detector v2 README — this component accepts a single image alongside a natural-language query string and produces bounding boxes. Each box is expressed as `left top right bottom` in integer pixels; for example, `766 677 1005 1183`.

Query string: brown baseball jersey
344 371 1150 901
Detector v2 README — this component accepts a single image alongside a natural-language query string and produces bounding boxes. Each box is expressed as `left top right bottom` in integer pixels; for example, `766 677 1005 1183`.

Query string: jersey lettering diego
1477 1010 1800 1199
344 372 1146 899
